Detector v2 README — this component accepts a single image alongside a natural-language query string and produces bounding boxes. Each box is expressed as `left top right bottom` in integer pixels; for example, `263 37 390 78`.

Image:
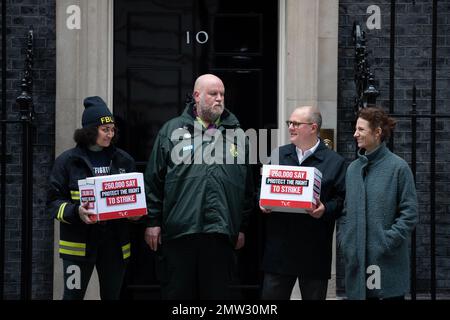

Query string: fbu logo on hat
82 96 114 128
101 116 114 124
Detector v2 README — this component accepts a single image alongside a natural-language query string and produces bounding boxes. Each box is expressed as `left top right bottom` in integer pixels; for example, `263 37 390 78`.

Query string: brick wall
338 0 450 297
0 0 55 299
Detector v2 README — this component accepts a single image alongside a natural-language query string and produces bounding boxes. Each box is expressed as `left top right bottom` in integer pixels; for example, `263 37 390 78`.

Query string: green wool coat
338 143 418 299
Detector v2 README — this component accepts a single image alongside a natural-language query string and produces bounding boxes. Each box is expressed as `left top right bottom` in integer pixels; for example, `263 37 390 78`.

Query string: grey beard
198 105 224 123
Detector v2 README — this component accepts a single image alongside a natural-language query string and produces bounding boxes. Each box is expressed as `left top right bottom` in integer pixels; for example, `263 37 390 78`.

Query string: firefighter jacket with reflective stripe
47 145 136 261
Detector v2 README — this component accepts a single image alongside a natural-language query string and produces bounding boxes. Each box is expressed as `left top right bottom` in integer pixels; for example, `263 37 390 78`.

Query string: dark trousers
62 227 127 300
160 233 233 300
261 272 328 300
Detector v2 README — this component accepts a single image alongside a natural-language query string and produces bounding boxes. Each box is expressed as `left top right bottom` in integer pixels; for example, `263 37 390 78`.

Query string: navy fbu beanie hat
82 96 114 128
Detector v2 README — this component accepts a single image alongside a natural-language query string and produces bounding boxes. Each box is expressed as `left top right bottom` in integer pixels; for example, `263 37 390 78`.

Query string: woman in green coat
339 107 418 300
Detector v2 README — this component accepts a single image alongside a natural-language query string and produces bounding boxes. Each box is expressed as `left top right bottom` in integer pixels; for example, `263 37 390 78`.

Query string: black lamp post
364 73 380 108
353 22 379 115
16 28 34 300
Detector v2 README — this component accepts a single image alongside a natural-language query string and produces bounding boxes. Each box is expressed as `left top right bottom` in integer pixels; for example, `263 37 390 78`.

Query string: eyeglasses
285 121 313 128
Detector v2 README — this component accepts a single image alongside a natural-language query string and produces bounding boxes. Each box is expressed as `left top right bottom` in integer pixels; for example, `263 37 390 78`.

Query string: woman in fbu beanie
47 96 139 300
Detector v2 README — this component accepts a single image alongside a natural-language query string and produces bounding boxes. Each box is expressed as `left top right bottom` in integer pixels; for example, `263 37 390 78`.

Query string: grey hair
309 108 322 130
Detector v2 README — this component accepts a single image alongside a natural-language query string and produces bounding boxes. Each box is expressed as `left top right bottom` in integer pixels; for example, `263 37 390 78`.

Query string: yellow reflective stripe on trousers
59 240 86 248
70 190 80 200
59 248 85 256
122 243 131 259
59 240 86 257
57 202 70 224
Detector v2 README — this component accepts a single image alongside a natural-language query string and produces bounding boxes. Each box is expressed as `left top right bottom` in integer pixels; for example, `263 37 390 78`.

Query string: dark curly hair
73 125 119 147
357 107 396 142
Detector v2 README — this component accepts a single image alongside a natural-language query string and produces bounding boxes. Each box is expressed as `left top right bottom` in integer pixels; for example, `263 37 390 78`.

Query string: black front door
114 0 278 299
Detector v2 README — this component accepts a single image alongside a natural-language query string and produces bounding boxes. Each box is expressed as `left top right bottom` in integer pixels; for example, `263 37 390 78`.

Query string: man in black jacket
144 74 254 299
260 106 346 300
